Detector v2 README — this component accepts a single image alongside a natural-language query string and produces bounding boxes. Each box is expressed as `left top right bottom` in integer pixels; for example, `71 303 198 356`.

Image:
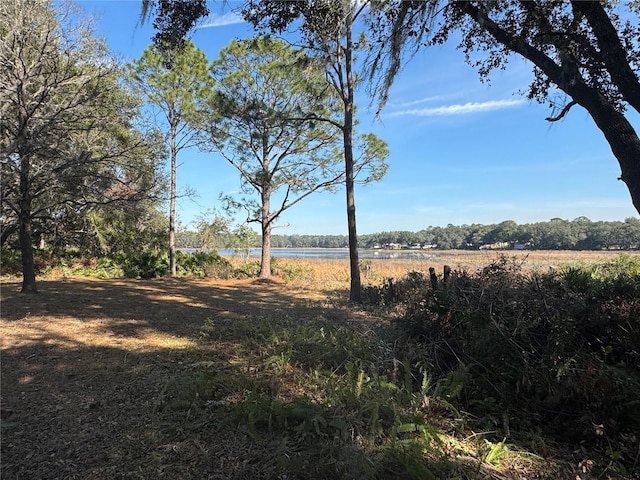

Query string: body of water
211 248 435 261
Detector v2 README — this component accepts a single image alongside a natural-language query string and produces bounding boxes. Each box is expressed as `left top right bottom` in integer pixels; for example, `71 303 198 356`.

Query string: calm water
214 248 435 261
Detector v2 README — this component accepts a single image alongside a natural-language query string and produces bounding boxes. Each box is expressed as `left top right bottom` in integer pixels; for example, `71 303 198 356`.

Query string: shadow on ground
1 276 337 334
0 277 585 479
0 277 349 479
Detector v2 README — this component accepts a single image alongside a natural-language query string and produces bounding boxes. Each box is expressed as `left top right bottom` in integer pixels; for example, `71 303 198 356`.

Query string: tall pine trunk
169 120 177 276
344 114 361 302
343 13 361 303
260 188 272 278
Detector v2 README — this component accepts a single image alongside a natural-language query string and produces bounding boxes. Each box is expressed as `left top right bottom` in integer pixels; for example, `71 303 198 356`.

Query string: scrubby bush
133 250 169 278
1 248 67 276
233 259 262 278
108 249 169 278
94 257 124 277
176 250 233 278
97 250 235 279
270 257 316 283
367 254 640 477
0 248 23 275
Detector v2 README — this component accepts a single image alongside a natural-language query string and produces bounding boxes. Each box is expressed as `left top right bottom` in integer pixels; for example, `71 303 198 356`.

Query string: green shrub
176 250 233 278
3 248 127 278
281 263 316 283
111 249 168 278
381 254 640 469
175 250 203 276
94 257 124 277
234 260 261 278
0 248 22 275
137 250 169 278
559 253 640 297
199 251 234 279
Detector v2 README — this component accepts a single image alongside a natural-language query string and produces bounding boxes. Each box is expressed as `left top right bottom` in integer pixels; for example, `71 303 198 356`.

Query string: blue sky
80 0 640 235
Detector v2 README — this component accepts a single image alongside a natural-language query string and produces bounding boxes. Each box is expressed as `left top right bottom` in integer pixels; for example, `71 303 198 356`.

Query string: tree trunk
260 190 272 278
169 121 177 276
19 153 37 293
344 125 361 302
344 13 362 304
573 89 640 215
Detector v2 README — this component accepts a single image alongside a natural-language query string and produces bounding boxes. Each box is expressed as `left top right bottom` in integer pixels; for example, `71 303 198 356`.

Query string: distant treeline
270 217 640 250
178 217 640 251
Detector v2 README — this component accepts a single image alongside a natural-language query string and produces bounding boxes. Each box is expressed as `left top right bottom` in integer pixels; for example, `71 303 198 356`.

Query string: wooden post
386 277 395 302
443 265 451 287
429 267 438 289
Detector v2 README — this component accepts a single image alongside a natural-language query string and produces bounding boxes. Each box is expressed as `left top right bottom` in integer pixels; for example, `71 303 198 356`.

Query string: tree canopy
242 0 390 301
200 36 347 278
128 40 213 275
1 0 164 291
139 0 392 301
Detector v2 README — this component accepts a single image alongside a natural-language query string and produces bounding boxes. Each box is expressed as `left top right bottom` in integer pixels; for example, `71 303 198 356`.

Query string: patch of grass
154 306 561 479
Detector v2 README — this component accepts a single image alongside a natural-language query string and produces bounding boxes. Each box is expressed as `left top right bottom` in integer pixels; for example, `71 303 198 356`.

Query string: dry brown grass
262 249 637 290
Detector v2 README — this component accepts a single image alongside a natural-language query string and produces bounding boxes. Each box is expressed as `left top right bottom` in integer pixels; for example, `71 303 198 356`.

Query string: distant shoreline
175 247 638 265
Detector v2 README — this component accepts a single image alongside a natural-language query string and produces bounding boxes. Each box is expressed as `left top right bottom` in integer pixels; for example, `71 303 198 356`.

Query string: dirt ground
0 277 334 480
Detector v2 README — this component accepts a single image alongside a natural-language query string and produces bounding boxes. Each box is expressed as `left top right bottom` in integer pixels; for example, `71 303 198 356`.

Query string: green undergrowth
363 253 640 479
10 250 636 478
151 316 560 479
1 248 317 281
147 254 640 479
1 248 236 279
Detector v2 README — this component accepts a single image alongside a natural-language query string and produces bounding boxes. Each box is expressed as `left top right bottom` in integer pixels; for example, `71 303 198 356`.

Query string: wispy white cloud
390 99 526 117
196 12 244 28
390 95 444 108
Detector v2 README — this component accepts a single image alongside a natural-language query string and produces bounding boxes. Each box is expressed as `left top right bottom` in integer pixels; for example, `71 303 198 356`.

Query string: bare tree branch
545 100 577 122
